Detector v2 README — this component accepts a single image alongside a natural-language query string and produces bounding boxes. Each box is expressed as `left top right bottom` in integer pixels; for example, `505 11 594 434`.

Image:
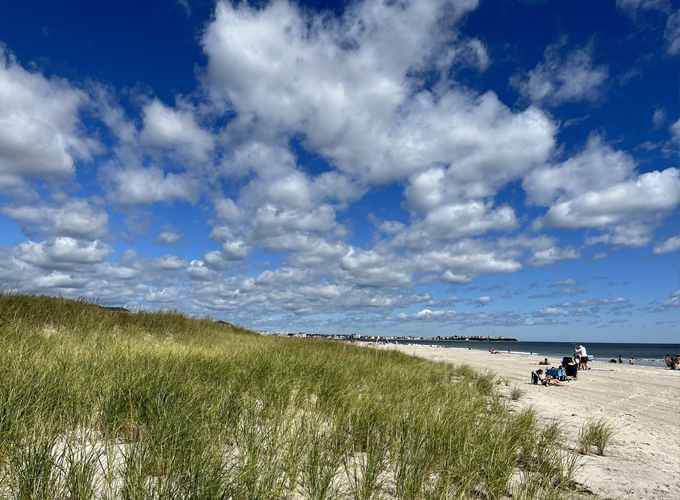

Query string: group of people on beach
665 354 680 370
533 344 589 387
610 355 635 364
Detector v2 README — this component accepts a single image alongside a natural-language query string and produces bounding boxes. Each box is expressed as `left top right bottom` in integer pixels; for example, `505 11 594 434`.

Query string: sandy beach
378 344 680 500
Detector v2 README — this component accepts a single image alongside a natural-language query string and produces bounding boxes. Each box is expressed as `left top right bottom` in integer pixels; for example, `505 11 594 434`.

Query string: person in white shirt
574 345 588 370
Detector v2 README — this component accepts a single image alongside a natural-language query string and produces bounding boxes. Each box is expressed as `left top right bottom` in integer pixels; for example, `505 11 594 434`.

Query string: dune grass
578 419 615 456
0 291 582 499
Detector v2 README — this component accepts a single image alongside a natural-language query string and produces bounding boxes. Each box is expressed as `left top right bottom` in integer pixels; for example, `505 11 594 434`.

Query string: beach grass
0 291 582 499
509 386 524 401
578 418 615 456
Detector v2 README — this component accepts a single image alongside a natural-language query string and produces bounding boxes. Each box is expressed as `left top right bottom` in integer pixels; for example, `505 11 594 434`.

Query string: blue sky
0 0 678 341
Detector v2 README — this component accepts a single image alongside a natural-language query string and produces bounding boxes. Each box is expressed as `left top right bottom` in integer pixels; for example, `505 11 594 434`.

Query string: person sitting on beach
536 369 568 387
537 358 550 365
489 347 499 354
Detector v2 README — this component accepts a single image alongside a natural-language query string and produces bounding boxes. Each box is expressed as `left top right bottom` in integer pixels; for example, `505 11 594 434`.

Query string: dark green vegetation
0 292 583 499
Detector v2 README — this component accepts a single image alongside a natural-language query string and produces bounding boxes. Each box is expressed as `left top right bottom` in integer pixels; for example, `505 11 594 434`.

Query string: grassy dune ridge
0 292 581 499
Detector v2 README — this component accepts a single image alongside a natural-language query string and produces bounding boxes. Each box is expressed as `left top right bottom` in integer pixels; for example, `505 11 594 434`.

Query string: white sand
378 344 680 500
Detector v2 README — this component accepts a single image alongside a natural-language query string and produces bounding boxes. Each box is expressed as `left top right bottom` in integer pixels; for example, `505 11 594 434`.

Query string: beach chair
546 366 567 381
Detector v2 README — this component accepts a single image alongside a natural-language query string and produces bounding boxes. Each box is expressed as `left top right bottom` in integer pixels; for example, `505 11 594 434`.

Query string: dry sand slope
377 344 680 500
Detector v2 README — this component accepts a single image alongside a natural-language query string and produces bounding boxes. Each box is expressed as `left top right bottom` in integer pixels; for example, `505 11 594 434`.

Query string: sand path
377 344 680 500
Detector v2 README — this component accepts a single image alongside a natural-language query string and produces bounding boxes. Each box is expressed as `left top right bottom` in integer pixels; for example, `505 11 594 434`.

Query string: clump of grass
510 386 524 400
0 291 582 499
578 418 615 456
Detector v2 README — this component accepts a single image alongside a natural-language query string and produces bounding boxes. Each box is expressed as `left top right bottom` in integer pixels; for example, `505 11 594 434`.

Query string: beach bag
531 371 539 385
565 362 577 378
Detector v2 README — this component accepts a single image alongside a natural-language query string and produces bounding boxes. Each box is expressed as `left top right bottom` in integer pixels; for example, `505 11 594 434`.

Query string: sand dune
378 344 680 500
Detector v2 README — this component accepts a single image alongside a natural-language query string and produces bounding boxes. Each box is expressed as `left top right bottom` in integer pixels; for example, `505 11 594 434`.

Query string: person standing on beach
619 355 623 363
574 345 588 370
629 357 634 365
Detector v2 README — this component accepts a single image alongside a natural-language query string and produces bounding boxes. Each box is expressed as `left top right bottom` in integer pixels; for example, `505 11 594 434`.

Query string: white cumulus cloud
512 37 608 107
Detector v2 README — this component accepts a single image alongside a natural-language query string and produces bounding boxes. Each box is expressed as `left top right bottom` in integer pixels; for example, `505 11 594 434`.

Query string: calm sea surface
362 340 680 367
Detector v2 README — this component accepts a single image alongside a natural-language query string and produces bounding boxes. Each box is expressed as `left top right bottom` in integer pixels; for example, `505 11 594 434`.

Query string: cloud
665 10 680 55
103 164 202 206
658 290 680 310
524 135 634 207
534 307 570 317
390 308 558 327
0 48 101 187
589 252 608 262
185 260 216 281
441 271 474 284
617 0 679 55
481 281 509 291
189 268 431 315
391 201 519 244
152 254 189 270
1 198 109 240
526 135 679 248
16 237 113 270
155 227 184 245
652 107 667 129
340 249 413 288
550 297 629 308
470 296 492 306
203 0 555 187
550 278 580 287
653 236 680 255
529 287 586 298
512 36 608 107
535 169 678 231
427 296 460 307
140 99 214 164
146 287 182 303
527 245 581 268
34 271 87 289
670 119 680 145
251 204 339 242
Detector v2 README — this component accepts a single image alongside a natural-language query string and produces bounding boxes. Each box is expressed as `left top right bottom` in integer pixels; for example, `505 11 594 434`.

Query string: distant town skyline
0 0 678 341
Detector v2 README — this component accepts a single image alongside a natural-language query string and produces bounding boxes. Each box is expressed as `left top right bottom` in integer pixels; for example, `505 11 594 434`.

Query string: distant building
99 306 131 314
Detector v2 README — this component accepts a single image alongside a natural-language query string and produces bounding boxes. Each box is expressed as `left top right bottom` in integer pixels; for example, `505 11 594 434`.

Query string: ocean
363 340 680 367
